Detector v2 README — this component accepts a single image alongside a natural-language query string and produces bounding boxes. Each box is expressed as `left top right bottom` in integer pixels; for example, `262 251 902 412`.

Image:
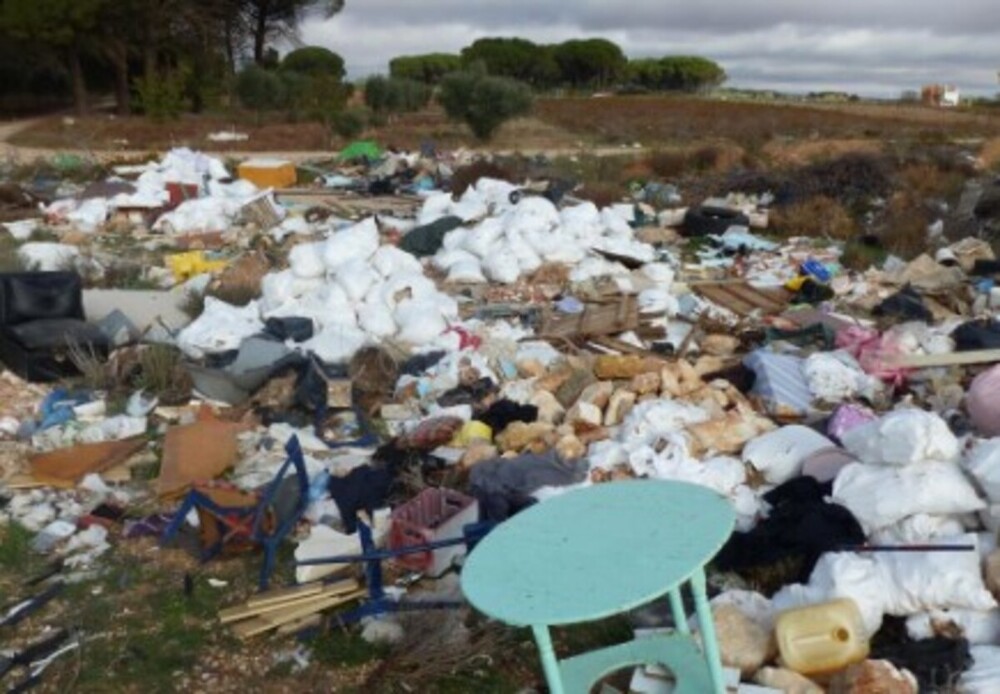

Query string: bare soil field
9 97 1000 160
534 96 1000 146
4 110 582 155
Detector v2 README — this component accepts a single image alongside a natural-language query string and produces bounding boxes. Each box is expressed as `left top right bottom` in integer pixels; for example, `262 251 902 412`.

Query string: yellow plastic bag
167 251 228 282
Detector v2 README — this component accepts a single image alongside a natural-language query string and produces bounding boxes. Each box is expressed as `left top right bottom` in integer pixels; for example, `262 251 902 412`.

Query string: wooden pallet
692 281 790 317
540 296 639 339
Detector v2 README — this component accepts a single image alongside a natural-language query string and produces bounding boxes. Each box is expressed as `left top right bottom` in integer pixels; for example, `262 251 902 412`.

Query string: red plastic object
389 488 479 575
165 182 200 208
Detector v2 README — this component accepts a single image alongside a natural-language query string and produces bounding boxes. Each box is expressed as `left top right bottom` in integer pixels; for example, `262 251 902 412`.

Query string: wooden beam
231 589 366 639
886 349 1000 369
221 580 359 624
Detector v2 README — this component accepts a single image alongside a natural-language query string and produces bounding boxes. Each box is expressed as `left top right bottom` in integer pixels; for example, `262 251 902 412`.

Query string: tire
682 205 750 237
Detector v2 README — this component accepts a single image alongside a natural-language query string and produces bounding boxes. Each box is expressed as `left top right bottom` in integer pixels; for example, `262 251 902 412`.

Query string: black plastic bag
873 285 932 323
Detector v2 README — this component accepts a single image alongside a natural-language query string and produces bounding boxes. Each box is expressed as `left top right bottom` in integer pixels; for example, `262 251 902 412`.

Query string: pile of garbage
6 145 1000 691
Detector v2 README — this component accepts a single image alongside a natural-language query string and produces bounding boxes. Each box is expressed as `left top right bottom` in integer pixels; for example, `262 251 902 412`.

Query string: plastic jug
775 598 870 675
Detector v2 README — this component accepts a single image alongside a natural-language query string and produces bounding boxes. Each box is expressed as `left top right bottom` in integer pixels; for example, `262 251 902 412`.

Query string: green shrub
334 107 368 139
438 72 533 141
134 70 187 122
280 47 345 80
365 76 430 116
235 66 286 114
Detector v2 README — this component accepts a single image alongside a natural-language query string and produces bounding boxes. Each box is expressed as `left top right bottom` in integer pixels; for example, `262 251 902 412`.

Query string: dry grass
879 192 933 259
644 145 733 178
763 138 885 167
363 612 523 693
982 137 1000 170
15 96 999 157
9 108 582 153
67 337 112 391
535 96 1000 147
646 150 688 179
897 162 968 201
770 195 860 240
576 182 625 207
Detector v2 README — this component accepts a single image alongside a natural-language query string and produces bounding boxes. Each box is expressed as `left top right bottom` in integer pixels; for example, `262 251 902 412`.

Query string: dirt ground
7 96 1000 165
2 94 1000 693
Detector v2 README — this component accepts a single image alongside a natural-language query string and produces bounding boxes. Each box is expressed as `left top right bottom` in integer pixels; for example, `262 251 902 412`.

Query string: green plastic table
461 480 735 694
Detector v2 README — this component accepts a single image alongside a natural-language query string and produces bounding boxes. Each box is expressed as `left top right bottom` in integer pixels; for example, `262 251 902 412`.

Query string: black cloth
789 278 835 306
398 216 463 257
436 377 497 408
264 317 314 343
477 399 538 432
327 465 393 533
871 636 972 690
953 319 1000 351
972 259 1000 276
714 477 866 584
367 178 395 196
399 350 446 376
872 285 932 323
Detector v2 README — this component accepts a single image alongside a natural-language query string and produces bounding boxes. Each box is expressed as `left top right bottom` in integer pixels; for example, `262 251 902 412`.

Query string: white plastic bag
741 425 834 485
832 462 984 532
841 409 959 466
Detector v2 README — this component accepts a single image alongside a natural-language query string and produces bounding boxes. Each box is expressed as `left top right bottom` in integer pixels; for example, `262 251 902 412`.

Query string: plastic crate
388 488 479 576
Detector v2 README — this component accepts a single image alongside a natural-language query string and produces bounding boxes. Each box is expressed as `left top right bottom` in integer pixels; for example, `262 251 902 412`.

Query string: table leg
668 587 690 634
531 624 565 694
690 568 725 694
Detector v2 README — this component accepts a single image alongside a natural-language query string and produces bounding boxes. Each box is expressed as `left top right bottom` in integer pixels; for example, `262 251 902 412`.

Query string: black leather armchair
0 272 109 382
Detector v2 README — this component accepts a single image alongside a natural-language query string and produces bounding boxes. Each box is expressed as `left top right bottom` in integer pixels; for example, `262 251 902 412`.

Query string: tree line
391 38 726 92
0 4 725 142
0 0 345 115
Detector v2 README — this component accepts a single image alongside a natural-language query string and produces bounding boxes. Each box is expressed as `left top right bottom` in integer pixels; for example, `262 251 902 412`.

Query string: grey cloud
297 1 1000 96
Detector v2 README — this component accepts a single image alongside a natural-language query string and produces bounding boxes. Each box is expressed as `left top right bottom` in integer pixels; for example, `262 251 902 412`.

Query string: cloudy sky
298 1 999 97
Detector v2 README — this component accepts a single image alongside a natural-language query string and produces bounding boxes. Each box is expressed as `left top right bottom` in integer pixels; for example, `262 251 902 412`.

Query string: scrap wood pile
5 145 1000 690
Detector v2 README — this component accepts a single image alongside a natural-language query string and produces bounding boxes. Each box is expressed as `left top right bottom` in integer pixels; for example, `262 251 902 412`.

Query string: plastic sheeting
177 297 264 359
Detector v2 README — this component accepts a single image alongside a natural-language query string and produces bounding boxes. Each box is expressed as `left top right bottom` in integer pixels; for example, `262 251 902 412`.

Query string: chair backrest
252 435 310 542
0 272 85 327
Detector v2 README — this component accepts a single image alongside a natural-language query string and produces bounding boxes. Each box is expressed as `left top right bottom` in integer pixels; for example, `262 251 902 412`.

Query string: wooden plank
726 284 786 312
698 285 756 316
541 296 639 339
232 589 366 639
589 336 669 361
885 349 1000 369
222 580 358 623
694 281 789 317
275 614 322 635
1 474 45 490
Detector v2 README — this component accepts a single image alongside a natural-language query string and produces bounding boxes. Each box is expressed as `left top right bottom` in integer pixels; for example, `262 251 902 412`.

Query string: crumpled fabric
714 477 865 585
827 403 878 444
469 450 588 522
836 326 909 386
327 465 393 533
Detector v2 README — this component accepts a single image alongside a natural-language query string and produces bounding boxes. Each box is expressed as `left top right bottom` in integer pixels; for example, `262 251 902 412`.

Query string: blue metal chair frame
294 516 494 624
161 435 310 590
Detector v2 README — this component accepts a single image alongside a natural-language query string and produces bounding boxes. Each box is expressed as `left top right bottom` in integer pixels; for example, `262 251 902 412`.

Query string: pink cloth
827 403 877 443
835 326 909 386
967 365 1000 437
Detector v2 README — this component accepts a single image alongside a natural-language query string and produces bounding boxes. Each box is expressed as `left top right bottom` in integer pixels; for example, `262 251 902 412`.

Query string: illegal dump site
5 104 1000 694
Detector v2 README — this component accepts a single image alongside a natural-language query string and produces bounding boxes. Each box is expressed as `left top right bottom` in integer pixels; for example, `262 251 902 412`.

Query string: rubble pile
5 145 1000 691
